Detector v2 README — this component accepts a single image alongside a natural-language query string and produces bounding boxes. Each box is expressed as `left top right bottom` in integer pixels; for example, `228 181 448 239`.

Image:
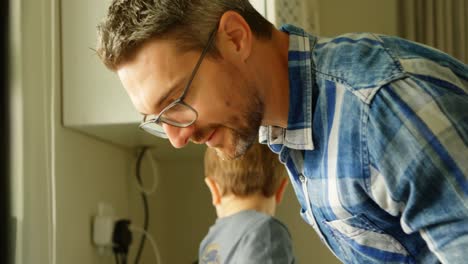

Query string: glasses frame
139 28 218 137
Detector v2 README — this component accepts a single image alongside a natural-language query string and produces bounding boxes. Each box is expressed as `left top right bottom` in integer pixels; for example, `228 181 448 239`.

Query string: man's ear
275 178 289 204
204 177 222 206
217 10 252 62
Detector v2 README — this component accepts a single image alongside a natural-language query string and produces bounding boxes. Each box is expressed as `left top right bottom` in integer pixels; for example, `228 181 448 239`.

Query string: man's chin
214 137 255 161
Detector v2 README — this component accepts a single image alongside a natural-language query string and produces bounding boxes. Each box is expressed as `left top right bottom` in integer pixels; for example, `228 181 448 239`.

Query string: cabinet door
61 0 159 148
61 0 140 128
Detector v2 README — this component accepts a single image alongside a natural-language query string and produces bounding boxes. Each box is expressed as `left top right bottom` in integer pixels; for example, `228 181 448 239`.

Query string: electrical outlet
92 202 115 256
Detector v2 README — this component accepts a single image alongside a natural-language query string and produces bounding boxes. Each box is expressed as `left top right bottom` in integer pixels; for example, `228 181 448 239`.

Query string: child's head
204 143 285 198
204 143 288 217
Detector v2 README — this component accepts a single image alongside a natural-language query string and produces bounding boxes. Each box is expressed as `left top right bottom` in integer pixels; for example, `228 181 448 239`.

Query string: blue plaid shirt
260 24 468 263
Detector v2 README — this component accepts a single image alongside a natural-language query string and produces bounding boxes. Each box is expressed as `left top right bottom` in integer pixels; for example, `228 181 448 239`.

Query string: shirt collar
259 24 316 150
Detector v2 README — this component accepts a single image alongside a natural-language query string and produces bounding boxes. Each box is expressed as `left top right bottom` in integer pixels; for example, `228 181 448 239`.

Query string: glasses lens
140 122 168 138
160 103 197 126
139 103 197 138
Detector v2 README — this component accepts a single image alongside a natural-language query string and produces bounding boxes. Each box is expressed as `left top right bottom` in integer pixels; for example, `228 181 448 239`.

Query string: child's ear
275 178 289 204
204 177 222 206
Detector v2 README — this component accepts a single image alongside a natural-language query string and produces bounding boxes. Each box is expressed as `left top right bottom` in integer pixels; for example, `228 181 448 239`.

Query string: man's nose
162 123 195 148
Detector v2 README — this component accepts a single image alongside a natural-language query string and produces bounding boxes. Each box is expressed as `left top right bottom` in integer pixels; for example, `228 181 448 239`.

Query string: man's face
117 38 263 160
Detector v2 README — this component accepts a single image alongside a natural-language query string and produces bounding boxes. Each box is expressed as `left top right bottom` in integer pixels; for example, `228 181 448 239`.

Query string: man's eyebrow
151 77 187 113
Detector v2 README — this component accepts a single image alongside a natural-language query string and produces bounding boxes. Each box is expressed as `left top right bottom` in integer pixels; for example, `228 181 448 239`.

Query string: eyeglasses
139 29 217 138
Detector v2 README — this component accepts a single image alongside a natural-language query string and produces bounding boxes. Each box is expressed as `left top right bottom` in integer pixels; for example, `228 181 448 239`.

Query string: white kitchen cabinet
61 0 148 146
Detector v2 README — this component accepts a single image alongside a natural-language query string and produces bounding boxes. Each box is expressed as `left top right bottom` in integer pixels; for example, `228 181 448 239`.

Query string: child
199 143 295 264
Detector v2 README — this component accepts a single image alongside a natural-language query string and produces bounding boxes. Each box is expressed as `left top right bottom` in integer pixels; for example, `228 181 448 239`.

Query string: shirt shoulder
313 33 406 99
236 214 295 263
377 34 468 84
199 211 292 263
245 214 292 240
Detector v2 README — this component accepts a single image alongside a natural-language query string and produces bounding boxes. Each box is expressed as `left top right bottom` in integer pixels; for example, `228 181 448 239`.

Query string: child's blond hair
204 143 285 197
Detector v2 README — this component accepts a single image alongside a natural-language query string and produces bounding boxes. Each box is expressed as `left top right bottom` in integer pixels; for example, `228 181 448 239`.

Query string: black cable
134 147 150 264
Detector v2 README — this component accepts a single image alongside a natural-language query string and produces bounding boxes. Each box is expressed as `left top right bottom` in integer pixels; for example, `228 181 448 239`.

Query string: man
97 0 468 263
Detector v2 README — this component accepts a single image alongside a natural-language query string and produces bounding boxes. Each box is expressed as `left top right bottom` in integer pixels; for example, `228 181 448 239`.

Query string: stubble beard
215 93 264 161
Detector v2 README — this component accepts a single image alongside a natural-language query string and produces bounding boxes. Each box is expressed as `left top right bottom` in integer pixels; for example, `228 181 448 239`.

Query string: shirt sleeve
366 66 468 263
236 219 295 264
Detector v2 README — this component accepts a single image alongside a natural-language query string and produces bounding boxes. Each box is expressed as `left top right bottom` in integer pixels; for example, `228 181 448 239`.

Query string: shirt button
299 174 305 183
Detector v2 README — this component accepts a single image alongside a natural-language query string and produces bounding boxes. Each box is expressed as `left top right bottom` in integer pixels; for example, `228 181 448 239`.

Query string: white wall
11 0 135 263
317 0 398 36
128 154 214 264
54 136 133 264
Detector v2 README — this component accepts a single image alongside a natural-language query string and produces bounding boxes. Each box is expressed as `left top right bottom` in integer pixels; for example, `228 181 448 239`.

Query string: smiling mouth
205 129 217 146
207 129 216 142
191 128 217 145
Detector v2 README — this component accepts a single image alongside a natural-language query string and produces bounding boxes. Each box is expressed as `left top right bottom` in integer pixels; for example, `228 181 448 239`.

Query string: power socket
93 215 114 246
92 202 115 255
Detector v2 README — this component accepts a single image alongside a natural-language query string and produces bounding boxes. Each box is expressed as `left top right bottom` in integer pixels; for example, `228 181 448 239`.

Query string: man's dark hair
96 0 273 71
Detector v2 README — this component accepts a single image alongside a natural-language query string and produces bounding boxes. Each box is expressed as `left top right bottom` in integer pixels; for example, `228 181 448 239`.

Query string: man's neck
216 193 276 218
251 28 290 128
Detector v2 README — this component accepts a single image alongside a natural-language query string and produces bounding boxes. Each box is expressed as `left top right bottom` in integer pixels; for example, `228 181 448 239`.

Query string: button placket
299 173 316 228
299 173 336 254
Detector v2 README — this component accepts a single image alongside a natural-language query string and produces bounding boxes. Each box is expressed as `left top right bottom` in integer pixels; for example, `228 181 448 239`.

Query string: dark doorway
1 0 12 263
